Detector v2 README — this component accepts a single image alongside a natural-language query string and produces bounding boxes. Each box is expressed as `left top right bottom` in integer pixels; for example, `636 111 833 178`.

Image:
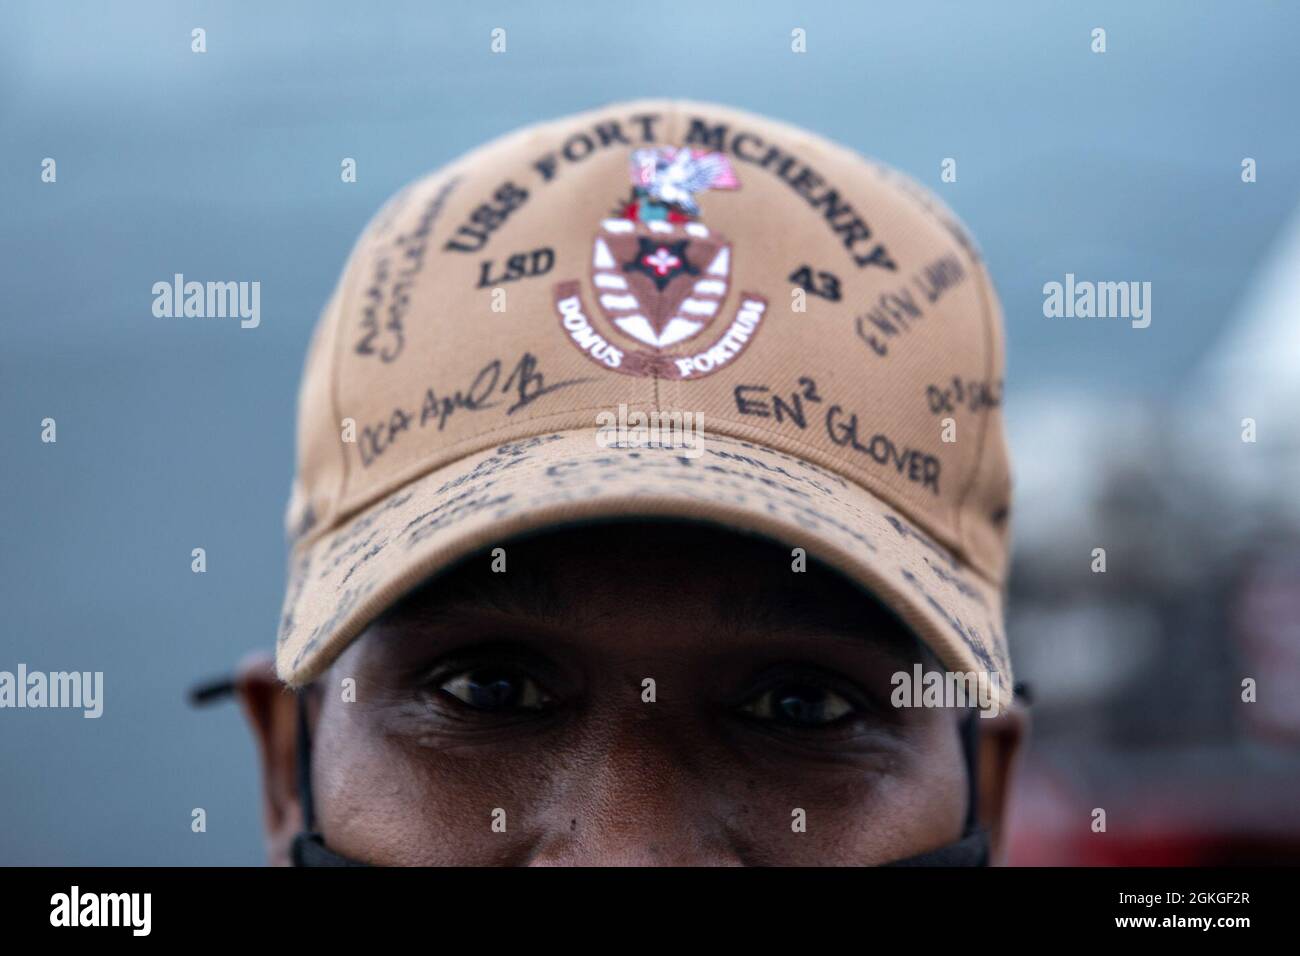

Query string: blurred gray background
2 1 1298 864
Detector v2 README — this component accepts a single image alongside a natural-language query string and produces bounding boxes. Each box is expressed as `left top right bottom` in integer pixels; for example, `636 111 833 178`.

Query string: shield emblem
591 218 731 350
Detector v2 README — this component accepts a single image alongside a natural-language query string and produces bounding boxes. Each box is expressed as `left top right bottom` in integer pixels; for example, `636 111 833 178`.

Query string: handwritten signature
358 353 590 467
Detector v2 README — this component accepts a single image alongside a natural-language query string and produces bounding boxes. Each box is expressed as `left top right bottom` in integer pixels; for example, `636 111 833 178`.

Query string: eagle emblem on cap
627 147 739 217
592 148 739 350
553 147 767 379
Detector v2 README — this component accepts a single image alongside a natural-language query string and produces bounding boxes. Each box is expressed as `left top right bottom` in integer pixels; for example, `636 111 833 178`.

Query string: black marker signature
503 352 590 415
421 360 503 431
359 353 591 467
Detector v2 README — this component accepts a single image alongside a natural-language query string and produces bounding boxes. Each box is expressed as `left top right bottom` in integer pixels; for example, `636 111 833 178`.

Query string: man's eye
738 682 856 727
438 668 551 712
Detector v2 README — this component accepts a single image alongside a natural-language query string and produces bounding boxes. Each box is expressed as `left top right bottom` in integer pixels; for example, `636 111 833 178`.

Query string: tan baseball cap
276 99 1014 710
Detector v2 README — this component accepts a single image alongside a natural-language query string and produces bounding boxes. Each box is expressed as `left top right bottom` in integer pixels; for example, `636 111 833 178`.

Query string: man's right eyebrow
378 565 578 631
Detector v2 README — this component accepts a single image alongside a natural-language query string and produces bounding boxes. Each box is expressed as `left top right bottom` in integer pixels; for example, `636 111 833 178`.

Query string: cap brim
277 430 1013 711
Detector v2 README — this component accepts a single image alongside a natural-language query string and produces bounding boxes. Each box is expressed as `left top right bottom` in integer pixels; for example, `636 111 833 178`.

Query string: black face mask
290 696 991 868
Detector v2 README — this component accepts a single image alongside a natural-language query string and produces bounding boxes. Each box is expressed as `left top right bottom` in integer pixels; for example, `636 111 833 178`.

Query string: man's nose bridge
535 711 737 864
588 710 697 811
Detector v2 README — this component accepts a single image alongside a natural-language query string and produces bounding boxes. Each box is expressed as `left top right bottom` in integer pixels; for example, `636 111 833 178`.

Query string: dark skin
240 521 1025 865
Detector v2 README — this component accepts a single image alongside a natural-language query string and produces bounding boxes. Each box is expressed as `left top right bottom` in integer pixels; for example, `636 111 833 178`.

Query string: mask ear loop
291 689 370 866
960 706 981 835
880 707 988 866
295 690 316 835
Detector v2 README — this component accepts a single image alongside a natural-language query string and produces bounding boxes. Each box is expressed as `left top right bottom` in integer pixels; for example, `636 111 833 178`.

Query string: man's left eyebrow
713 583 922 655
